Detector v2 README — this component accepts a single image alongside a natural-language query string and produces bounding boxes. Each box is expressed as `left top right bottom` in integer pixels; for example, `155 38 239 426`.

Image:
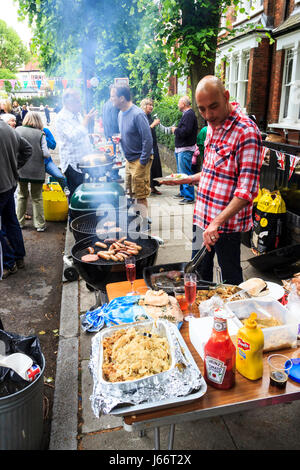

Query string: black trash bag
0 330 43 398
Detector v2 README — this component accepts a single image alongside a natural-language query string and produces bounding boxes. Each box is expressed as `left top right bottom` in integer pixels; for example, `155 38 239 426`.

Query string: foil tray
98 320 177 394
110 323 207 416
90 321 206 417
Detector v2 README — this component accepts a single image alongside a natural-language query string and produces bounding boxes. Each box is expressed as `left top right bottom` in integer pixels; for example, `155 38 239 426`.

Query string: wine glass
125 256 138 295
184 272 197 321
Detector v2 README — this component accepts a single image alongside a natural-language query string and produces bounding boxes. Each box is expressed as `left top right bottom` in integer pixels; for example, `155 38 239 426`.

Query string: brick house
216 0 300 145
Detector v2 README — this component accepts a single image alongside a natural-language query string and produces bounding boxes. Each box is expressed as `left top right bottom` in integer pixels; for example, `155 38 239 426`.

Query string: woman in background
140 98 163 195
15 111 51 231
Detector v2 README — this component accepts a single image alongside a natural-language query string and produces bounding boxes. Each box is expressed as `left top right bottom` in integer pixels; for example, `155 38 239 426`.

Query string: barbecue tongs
184 245 208 274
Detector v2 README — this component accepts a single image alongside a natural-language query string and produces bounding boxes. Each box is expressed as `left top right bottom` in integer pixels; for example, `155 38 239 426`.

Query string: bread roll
239 278 268 296
144 289 169 307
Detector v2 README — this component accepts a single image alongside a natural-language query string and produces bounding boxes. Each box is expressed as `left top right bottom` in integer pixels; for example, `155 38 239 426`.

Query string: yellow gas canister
42 182 68 222
236 313 264 381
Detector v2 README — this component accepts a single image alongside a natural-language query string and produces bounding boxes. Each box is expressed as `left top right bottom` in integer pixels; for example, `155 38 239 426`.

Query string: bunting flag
47 79 55 90
289 155 300 180
0 76 96 91
275 151 300 180
275 151 285 170
260 146 269 164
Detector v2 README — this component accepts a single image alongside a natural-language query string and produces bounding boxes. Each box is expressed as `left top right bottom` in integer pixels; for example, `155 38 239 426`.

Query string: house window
283 49 294 119
224 50 250 108
279 45 300 124
234 0 264 24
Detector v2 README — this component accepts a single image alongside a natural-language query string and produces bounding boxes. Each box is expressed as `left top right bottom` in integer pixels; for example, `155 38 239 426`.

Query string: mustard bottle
236 312 264 380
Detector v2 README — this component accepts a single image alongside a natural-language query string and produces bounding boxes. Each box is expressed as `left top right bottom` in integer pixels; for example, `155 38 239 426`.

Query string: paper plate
154 173 188 183
264 281 285 300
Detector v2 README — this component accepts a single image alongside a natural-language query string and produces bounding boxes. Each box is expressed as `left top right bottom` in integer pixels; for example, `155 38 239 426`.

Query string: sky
0 0 32 47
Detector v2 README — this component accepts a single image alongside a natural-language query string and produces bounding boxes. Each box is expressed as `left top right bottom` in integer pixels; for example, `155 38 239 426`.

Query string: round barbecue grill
70 210 143 242
69 182 127 220
71 232 159 292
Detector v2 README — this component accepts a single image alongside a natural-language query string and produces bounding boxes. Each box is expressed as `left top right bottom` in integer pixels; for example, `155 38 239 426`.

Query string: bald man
164 76 262 284
171 96 198 204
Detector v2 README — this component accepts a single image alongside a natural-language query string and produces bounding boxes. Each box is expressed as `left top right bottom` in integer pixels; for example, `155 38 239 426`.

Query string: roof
272 12 300 37
218 13 273 47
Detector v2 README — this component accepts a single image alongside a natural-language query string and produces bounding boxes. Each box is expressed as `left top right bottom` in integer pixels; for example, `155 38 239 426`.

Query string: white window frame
277 36 300 126
221 49 250 110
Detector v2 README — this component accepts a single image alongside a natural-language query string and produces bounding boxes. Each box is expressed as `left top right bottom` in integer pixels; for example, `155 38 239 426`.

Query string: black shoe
178 199 194 205
16 259 25 269
173 193 183 199
2 263 18 279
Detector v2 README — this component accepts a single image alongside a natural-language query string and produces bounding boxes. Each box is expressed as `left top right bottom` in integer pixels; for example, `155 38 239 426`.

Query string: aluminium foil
89 320 203 416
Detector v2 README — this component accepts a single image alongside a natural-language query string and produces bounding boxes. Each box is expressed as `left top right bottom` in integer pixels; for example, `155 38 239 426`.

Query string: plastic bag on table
286 284 300 318
198 294 235 319
0 330 43 397
80 295 150 332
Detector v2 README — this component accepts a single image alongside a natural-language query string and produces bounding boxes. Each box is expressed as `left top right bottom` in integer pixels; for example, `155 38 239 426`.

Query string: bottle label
237 338 250 351
205 355 227 384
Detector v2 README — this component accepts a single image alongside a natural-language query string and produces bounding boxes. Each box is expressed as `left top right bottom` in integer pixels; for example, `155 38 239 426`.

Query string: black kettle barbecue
71 231 159 294
70 210 143 243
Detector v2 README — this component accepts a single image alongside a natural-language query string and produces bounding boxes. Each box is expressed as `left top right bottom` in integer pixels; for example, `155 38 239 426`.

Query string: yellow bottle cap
245 312 258 329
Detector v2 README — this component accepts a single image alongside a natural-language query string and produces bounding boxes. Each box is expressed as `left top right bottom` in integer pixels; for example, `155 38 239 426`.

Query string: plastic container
228 298 299 352
236 313 264 380
42 182 68 222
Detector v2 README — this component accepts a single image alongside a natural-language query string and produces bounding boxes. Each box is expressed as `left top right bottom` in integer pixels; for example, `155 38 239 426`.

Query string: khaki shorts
125 156 153 199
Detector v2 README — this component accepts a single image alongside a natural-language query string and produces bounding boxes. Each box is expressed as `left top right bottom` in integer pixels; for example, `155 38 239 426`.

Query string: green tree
16 0 145 110
0 19 30 71
138 0 233 124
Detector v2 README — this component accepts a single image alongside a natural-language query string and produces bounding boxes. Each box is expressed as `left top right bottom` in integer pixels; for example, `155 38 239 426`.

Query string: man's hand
203 221 220 251
83 108 97 127
171 126 177 134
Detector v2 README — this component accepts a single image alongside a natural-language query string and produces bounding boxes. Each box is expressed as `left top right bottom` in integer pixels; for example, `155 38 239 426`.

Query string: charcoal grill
70 210 143 242
69 182 127 220
71 232 159 307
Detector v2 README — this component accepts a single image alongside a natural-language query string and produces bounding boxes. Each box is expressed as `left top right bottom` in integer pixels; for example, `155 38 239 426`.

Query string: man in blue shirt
111 86 153 219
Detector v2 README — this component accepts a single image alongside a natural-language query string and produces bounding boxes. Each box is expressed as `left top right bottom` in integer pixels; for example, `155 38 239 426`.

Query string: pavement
48 182 300 451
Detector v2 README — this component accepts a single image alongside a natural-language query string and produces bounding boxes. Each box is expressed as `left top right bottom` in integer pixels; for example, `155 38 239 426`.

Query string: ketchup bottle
204 309 236 389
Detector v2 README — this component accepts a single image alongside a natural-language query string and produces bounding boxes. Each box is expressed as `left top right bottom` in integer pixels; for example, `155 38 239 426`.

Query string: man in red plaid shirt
163 75 262 284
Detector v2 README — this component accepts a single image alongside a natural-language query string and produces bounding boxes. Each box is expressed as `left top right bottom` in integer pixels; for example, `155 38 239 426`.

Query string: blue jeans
175 151 194 201
192 224 243 285
0 188 26 269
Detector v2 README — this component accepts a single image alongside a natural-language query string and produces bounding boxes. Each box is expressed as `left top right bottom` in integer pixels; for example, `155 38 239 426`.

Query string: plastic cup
268 354 293 389
173 287 188 312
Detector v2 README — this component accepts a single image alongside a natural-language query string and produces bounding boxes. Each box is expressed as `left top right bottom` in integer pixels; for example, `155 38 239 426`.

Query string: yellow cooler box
43 182 68 222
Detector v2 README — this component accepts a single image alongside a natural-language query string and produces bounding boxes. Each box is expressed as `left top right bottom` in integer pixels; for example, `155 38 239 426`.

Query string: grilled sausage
87 246 95 254
97 251 111 260
95 241 108 249
81 254 98 262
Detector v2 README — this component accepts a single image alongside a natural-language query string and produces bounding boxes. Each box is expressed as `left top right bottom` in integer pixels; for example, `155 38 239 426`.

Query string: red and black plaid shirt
193 103 262 233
